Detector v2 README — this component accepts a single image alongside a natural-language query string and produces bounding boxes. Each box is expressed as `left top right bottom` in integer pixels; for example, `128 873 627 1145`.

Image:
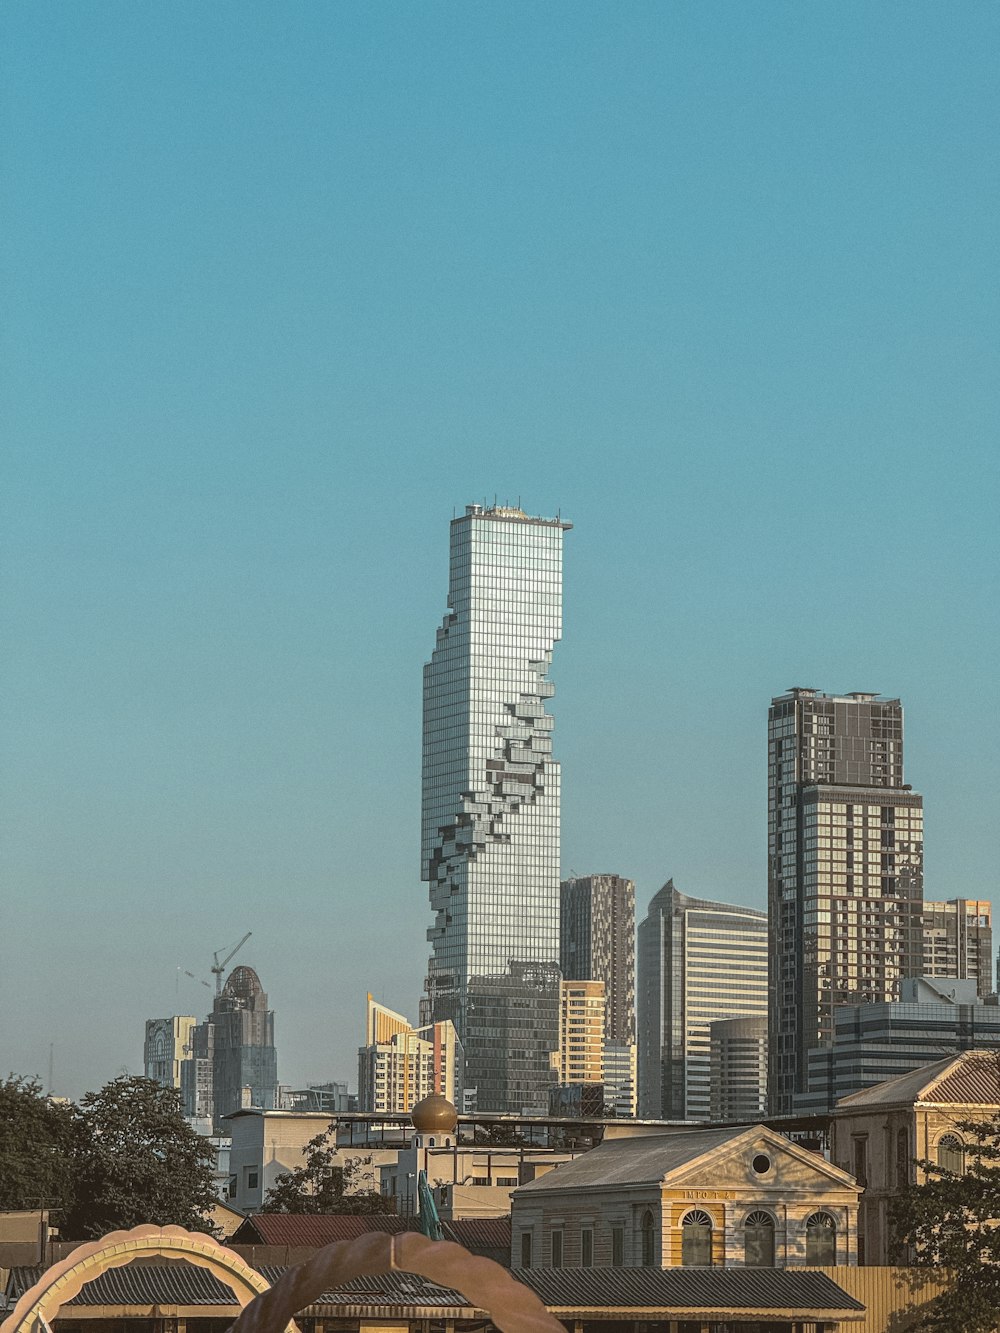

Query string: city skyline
3 5 996 1099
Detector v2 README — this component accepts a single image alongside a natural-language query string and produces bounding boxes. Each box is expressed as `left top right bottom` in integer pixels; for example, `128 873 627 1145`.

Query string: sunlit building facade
358 995 463 1114
422 504 571 1111
557 979 606 1087
637 880 768 1121
923 899 992 997
144 1015 196 1090
768 689 925 1115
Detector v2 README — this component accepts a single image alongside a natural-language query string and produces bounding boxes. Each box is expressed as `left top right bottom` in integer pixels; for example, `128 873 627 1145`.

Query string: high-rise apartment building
422 504 571 1112
923 899 992 997
560 874 637 1115
357 995 463 1114
636 880 768 1121
560 875 636 1044
182 965 278 1132
144 1016 196 1090
768 689 925 1116
556 979 606 1086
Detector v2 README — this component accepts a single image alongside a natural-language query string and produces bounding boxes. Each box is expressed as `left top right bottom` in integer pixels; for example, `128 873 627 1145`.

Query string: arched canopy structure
0 1226 283 1333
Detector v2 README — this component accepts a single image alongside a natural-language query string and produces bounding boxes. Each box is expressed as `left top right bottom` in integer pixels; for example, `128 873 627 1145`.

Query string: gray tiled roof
519 1267 864 1312
514 1124 751 1191
836 1051 1000 1110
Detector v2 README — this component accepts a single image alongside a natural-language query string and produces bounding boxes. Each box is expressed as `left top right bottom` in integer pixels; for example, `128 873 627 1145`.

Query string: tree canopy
0 1073 218 1241
63 1075 219 1239
264 1127 395 1214
891 1112 1000 1333
0 1075 77 1216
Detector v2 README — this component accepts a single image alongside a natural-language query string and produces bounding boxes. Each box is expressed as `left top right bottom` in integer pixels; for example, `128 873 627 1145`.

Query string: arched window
937 1134 965 1174
640 1209 655 1267
744 1210 775 1267
805 1212 836 1265
681 1210 713 1266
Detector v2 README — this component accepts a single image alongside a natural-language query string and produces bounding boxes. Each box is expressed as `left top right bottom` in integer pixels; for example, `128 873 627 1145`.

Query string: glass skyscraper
422 504 571 1112
768 688 925 1115
636 880 768 1121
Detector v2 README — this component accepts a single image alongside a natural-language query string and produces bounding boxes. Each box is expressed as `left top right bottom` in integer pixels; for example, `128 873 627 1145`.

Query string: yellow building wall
813 1267 950 1333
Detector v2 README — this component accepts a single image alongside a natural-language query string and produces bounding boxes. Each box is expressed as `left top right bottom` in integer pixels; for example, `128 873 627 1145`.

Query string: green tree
264 1127 395 1214
61 1075 218 1239
891 1112 1000 1332
0 1075 77 1215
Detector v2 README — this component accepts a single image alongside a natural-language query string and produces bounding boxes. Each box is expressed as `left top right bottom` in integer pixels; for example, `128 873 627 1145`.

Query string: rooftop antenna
48 1043 54 1096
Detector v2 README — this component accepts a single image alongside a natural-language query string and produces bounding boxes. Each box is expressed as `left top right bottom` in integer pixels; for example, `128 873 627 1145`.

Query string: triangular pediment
664 1125 857 1194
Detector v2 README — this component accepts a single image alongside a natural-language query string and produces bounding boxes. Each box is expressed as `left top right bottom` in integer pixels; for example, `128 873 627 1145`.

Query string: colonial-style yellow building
511 1123 860 1271
831 1049 1000 1265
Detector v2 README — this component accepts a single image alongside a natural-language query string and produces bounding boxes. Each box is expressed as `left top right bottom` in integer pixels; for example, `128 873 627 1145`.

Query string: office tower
422 503 571 1111
636 880 768 1120
556 980 606 1086
710 1017 767 1122
183 965 279 1132
601 1041 638 1117
803 977 1000 1109
144 1016 196 1090
464 962 562 1115
768 689 925 1116
923 900 993 997
358 995 463 1114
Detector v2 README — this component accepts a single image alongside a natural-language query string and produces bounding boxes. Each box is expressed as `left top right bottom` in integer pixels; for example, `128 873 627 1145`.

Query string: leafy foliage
891 1112 1000 1333
0 1075 77 1214
61 1075 219 1239
264 1127 395 1214
1 1073 219 1241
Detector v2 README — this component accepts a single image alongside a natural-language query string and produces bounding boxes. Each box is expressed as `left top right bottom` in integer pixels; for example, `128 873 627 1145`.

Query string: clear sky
2 2 997 1100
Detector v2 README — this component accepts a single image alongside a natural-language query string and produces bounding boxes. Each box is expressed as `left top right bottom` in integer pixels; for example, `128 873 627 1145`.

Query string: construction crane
178 967 212 991
212 932 252 995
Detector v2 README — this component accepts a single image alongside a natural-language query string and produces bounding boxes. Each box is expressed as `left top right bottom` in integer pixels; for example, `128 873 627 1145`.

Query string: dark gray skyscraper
560 874 636 1045
421 504 571 1112
637 880 768 1120
768 688 925 1116
184 965 278 1132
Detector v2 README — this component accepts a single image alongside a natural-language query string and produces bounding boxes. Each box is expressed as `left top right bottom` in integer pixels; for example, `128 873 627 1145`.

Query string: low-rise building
511 1122 860 1271
381 1094 580 1219
225 1108 401 1214
831 1048 1000 1265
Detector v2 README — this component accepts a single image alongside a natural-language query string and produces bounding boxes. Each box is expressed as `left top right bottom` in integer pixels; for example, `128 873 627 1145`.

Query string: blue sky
2 2 997 1098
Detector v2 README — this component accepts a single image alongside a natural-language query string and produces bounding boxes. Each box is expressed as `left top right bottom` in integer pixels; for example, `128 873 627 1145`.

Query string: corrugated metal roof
442 1216 511 1254
836 1051 1000 1110
514 1125 752 1191
518 1268 864 1312
231 1213 414 1245
5 1266 237 1307
6 1267 44 1301
257 1266 465 1309
6 1257 864 1320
